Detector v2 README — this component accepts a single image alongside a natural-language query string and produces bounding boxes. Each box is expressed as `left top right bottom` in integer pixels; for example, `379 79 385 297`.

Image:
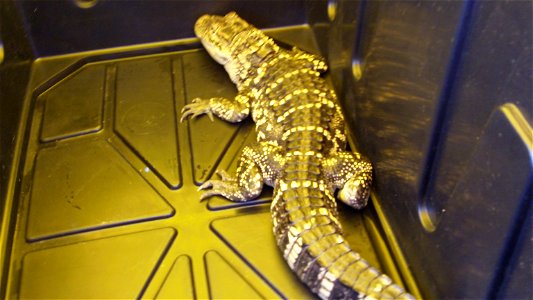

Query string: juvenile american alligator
181 12 414 300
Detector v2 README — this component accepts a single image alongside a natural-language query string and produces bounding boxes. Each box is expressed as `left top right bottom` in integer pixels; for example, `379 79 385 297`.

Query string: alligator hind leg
198 168 259 202
199 142 283 201
322 151 373 209
291 47 328 73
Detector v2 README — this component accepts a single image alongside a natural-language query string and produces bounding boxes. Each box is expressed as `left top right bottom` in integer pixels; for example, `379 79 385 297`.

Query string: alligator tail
271 183 414 300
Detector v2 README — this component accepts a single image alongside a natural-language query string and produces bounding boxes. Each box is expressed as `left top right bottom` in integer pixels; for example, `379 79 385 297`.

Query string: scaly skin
181 12 414 300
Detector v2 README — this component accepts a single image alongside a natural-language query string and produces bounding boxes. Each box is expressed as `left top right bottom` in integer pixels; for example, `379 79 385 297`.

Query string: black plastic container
1 1 531 299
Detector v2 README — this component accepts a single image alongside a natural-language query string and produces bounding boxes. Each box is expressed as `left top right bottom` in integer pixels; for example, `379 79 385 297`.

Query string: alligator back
250 56 338 149
260 57 411 300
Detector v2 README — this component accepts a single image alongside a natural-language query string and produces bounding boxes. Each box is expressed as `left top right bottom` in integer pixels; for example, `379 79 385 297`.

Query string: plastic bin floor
6 26 406 299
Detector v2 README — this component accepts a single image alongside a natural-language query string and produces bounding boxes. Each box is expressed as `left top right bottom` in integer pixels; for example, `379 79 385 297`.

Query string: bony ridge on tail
181 11 415 300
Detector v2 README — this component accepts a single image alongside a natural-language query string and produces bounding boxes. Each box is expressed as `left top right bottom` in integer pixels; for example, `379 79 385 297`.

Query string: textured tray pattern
7 27 403 299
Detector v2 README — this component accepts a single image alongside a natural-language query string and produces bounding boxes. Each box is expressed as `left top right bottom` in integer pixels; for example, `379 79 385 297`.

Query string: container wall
1 0 531 299
0 0 34 292
329 0 532 298
15 0 308 56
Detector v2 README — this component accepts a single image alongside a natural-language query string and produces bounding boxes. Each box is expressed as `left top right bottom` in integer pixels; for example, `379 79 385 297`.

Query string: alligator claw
199 191 215 201
197 169 237 201
215 169 235 182
198 181 213 191
180 98 215 122
198 179 224 199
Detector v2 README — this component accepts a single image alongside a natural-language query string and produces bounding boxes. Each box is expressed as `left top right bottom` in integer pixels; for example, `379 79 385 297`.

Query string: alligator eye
218 27 235 41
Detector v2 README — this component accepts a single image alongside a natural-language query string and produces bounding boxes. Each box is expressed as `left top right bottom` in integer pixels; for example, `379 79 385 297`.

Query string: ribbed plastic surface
4 26 412 299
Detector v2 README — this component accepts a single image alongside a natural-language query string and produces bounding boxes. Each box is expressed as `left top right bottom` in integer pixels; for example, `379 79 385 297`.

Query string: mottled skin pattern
181 12 414 300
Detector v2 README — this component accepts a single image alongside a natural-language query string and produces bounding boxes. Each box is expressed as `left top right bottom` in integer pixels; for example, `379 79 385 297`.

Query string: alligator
181 12 414 300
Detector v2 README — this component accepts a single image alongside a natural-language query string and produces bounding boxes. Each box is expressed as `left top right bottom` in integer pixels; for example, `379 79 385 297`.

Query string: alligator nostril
194 15 212 37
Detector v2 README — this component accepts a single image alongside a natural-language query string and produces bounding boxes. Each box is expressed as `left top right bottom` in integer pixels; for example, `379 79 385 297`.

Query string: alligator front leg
199 142 283 201
180 90 251 123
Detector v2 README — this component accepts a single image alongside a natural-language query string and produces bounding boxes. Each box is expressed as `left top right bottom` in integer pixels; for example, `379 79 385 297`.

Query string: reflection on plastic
351 58 362 81
0 39 4 64
327 0 338 22
72 0 98 9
